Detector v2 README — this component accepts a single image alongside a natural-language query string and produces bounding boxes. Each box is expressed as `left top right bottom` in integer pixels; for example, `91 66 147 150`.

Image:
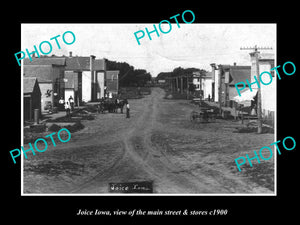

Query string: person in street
59 97 65 111
69 96 74 111
125 100 130 118
65 101 71 118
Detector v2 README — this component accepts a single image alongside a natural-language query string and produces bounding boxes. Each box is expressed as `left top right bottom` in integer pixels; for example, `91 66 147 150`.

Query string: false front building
64 53 106 103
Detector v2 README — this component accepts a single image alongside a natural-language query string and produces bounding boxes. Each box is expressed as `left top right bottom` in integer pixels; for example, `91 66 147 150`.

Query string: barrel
34 109 40 124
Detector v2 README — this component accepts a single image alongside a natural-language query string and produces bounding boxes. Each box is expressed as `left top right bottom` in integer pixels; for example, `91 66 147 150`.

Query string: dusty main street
23 87 274 194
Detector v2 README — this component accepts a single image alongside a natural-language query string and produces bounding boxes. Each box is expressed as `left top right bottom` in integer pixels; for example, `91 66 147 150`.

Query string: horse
97 100 110 113
108 100 116 113
115 99 126 113
97 98 126 114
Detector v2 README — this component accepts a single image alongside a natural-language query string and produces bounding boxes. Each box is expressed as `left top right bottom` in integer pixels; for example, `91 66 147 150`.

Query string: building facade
23 58 65 112
210 63 251 107
23 53 107 115
219 64 251 107
23 77 41 121
192 71 212 100
249 52 275 124
54 53 106 103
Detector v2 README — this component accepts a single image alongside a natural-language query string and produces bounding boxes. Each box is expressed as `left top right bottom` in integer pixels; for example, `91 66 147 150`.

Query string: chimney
90 55 96 101
90 55 95 71
210 63 217 83
69 51 72 57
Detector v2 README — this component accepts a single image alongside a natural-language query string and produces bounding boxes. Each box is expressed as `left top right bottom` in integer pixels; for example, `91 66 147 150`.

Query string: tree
171 67 205 78
156 72 172 81
106 59 152 87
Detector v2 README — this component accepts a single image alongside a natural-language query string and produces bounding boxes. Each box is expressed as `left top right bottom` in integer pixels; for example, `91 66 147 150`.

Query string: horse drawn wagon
97 98 127 114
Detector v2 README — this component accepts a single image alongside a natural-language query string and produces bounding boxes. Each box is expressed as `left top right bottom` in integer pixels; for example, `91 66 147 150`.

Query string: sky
21 23 276 77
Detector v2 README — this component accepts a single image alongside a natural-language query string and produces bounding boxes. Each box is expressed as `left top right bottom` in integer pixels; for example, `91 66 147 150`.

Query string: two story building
210 63 251 107
63 53 106 103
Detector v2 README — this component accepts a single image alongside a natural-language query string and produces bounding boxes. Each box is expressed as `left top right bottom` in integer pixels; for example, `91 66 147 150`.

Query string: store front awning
233 89 258 102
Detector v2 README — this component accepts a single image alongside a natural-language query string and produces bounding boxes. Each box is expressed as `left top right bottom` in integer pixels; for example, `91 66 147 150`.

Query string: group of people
59 96 74 117
59 95 130 119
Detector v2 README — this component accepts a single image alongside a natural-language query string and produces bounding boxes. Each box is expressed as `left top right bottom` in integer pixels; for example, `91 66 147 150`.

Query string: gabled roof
23 65 54 82
65 57 106 71
229 66 251 85
24 57 66 66
23 56 106 71
218 64 231 70
23 77 40 94
65 57 90 70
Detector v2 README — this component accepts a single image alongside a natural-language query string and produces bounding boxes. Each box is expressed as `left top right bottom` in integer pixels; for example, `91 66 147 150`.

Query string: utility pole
199 72 203 100
218 66 222 115
240 45 272 134
186 75 189 100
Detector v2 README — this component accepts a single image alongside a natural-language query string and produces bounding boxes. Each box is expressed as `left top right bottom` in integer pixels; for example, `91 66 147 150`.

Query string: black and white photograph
21 23 276 195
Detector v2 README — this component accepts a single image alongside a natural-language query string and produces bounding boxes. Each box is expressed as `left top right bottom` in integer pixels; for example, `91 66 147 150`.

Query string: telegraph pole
240 45 272 134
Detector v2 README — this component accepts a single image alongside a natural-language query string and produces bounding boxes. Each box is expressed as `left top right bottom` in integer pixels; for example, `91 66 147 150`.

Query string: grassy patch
231 162 274 191
24 121 85 144
234 126 274 134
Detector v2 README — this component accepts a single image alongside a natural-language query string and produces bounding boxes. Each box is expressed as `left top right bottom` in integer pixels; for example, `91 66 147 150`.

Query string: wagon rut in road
106 88 226 193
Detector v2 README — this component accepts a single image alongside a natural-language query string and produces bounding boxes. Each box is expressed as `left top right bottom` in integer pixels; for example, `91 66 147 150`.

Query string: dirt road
23 87 274 194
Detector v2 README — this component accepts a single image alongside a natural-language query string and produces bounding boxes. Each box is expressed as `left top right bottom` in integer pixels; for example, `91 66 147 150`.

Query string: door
65 89 75 103
24 96 31 121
